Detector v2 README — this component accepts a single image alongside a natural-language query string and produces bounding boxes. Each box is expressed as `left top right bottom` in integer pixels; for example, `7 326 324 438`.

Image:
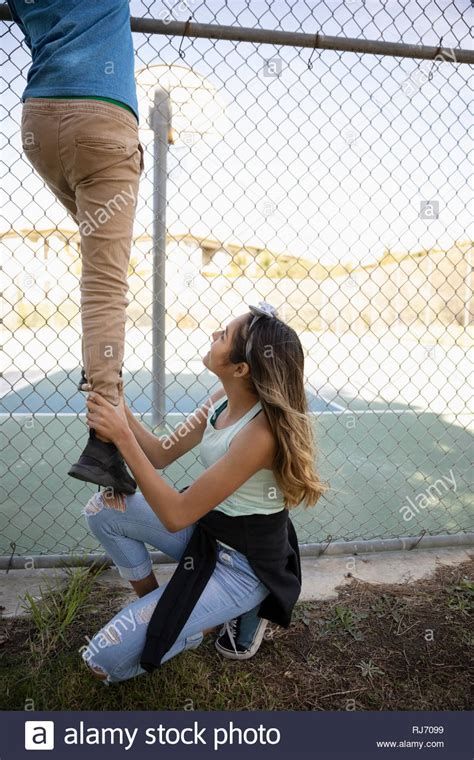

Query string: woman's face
202 314 248 374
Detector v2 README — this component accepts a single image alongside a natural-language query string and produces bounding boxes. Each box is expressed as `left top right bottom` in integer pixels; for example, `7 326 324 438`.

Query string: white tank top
199 394 286 521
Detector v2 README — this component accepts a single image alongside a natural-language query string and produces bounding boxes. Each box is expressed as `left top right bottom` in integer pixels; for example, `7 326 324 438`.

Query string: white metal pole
149 87 171 427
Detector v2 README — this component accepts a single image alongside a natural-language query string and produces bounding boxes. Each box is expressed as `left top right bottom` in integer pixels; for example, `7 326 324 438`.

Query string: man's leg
21 100 94 410
66 107 143 409
64 105 143 488
21 102 80 222
21 98 143 492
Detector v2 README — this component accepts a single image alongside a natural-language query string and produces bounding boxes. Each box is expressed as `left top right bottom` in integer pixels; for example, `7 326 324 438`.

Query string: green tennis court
0 405 471 557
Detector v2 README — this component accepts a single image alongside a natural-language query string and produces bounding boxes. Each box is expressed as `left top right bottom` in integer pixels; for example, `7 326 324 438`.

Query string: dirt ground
0 556 472 711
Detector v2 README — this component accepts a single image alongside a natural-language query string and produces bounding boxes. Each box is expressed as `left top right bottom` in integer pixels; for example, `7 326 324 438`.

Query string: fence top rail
0 5 472 64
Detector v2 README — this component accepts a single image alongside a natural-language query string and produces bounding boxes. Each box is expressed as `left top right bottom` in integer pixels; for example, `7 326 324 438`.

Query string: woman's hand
81 381 129 410
85 389 131 446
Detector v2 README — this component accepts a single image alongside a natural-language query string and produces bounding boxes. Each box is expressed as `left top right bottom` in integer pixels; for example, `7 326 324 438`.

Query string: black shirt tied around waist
140 491 302 673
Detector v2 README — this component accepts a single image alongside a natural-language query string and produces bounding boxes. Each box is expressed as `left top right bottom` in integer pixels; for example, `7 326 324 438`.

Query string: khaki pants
21 98 144 406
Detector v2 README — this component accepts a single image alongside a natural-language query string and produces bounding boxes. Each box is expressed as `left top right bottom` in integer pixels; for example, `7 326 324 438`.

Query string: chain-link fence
0 1 472 563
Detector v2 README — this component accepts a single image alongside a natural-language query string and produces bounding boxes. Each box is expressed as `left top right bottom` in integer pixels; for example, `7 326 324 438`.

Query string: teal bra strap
210 399 228 427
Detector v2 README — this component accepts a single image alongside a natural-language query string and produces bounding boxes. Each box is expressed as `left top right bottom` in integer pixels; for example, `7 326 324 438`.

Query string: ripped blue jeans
81 490 270 683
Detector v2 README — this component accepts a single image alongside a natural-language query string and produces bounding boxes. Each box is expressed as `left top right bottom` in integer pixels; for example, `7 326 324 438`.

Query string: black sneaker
215 605 269 660
68 432 137 494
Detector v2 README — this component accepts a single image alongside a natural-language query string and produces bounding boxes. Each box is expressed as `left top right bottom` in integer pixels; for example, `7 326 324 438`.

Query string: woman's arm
115 420 275 532
85 388 274 530
124 387 226 469
124 405 164 467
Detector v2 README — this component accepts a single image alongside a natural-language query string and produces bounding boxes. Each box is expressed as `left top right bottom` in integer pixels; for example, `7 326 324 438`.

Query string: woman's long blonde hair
227 310 329 509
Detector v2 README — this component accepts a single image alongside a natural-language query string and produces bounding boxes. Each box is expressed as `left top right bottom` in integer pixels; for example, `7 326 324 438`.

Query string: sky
0 0 471 265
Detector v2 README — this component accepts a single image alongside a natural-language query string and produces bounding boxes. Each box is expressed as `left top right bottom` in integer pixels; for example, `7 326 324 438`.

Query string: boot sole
214 619 268 660
67 463 137 495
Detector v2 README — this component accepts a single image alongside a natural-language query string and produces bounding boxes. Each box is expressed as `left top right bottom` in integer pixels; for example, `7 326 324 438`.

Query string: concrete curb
1 546 472 620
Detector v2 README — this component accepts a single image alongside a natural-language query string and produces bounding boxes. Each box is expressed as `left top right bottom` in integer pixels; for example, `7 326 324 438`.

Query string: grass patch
19 564 108 665
0 557 472 711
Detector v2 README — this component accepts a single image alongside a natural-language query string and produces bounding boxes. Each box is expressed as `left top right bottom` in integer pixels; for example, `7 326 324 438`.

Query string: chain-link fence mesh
0 1 472 559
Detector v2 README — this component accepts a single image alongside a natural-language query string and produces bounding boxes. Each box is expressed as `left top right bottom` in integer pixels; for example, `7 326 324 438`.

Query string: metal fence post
149 87 171 428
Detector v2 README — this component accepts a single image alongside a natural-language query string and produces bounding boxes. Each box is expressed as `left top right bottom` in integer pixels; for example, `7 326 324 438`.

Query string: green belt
32 95 137 120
